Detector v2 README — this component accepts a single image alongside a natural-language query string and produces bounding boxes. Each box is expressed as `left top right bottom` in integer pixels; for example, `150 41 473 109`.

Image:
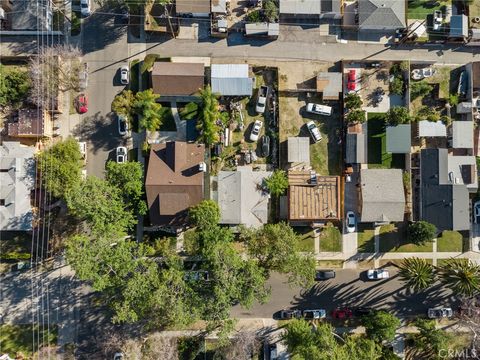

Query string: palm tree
438 258 480 297
398 257 435 291
133 89 163 131
180 86 222 146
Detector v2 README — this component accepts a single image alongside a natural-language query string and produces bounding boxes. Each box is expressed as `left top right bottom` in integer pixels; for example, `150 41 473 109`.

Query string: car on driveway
261 135 270 157
255 85 269 114
315 270 335 281
347 69 356 91
120 65 129 85
306 103 332 116
75 94 88 114
303 309 326 319
116 146 128 163
306 121 322 143
80 0 91 16
367 269 390 280
428 307 453 319
346 211 356 233
474 201 480 223
117 114 129 137
279 309 302 320
250 120 263 142
332 308 352 319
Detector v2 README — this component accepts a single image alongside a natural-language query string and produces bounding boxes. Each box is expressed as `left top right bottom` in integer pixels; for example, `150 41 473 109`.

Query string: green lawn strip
379 223 433 252
436 231 463 252
407 0 450 20
158 106 176 131
319 225 342 252
129 59 140 93
317 260 344 268
357 229 375 253
0 324 57 358
298 234 315 252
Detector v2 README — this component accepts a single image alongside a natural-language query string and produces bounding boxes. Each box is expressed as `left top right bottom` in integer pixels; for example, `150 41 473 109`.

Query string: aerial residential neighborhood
1 0 480 359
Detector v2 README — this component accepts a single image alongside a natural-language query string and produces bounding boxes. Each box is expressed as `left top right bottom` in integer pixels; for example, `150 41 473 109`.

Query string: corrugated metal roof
386 125 411 154
288 137 310 164
211 64 253 96
418 120 446 137
211 64 249 78
452 121 473 149
280 0 321 15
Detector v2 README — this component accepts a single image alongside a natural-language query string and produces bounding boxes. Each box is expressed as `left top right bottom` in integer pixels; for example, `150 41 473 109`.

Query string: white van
306 103 332 116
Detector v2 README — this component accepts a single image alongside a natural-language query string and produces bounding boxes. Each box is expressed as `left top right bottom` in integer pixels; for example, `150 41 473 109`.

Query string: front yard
357 225 375 253
436 231 464 252
379 223 433 252
319 225 342 252
407 0 450 20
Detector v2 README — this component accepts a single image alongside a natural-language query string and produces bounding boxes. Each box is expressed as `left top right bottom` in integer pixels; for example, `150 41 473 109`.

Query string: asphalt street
232 269 456 319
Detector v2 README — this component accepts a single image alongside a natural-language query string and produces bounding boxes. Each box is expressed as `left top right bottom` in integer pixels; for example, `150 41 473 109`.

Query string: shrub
408 221 437 245
411 81 433 100
0 252 31 261
246 9 262 23
346 109 366 124
389 77 404 95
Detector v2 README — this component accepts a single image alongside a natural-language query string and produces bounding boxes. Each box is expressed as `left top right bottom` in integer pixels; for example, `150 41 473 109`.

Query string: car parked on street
315 270 335 281
346 211 356 233
428 307 453 319
116 146 127 163
117 114 129 137
306 103 332 116
367 269 390 280
120 65 129 85
261 135 270 157
306 121 322 143
332 308 352 319
250 120 263 142
279 309 302 319
75 94 88 114
80 0 91 16
303 309 326 319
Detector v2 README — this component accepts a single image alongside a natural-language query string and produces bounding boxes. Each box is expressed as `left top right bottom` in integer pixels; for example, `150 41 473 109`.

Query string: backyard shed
287 137 310 165
386 125 411 154
316 72 342 100
418 120 446 137
211 64 253 96
449 15 468 39
245 22 279 37
452 121 473 149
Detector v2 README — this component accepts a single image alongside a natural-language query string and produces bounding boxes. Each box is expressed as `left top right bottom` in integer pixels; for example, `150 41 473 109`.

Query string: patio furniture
422 68 436 78
411 69 423 80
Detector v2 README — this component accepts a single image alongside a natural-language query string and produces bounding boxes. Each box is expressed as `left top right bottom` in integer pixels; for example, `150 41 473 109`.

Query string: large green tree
346 109 366 124
413 318 452 360
408 221 436 245
134 89 163 131
188 200 220 230
398 257 436 291
0 65 31 107
344 93 363 110
439 258 480 297
38 137 83 199
385 106 411 126
105 160 147 216
241 222 316 287
361 311 401 343
112 89 135 117
265 170 289 197
180 86 222 146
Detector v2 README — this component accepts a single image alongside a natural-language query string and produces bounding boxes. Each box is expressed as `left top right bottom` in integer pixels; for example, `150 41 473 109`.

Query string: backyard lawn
379 223 433 252
436 231 464 252
319 225 342 252
0 324 57 358
367 113 405 169
407 0 450 20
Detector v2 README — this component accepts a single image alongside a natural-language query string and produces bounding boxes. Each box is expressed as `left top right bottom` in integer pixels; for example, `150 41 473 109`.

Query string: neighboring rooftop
287 137 310 165
245 22 280 37
211 64 253 96
151 62 205 96
217 166 272 228
145 141 205 226
386 124 411 154
346 125 367 164
0 142 35 231
418 120 447 137
211 0 227 13
175 0 210 14
280 0 321 15
288 170 341 222
316 72 342 100
449 15 468 38
452 121 473 149
8 109 52 138
6 0 52 31
360 169 405 223
358 0 406 30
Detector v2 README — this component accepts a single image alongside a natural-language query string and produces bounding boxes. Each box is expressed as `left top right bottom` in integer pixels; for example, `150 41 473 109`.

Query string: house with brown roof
176 0 210 17
151 62 205 96
7 109 53 138
145 141 205 227
287 169 341 227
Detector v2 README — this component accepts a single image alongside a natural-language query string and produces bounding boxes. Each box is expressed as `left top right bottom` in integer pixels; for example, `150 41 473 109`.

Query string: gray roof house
211 64 253 96
217 166 272 228
346 123 367 164
287 137 310 165
418 120 447 137
360 169 405 223
358 0 406 31
386 125 411 153
0 142 35 231
420 149 470 231
279 0 341 19
452 121 473 149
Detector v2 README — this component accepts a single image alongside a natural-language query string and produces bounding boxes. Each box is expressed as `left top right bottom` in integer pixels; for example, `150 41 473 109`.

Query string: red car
75 93 88 114
332 308 353 319
347 70 356 91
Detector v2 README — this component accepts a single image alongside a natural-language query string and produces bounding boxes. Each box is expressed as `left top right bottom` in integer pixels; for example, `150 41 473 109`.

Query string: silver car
306 121 322 143
116 146 128 163
428 307 453 319
120 65 129 85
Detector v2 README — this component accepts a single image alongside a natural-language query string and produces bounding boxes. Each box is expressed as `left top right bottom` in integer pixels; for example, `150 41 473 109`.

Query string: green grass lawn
0 324 57 358
319 225 342 252
379 223 433 252
407 0 450 20
158 106 176 131
437 231 463 252
367 113 404 169
357 227 375 253
298 235 315 252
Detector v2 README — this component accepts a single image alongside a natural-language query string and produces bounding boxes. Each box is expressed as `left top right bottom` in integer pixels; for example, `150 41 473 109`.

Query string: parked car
268 343 278 360
367 269 390 280
474 201 480 223
347 69 356 91
332 308 353 319
365 62 381 69
116 146 128 163
75 94 88 114
79 64 88 90
428 307 453 319
255 85 269 114
315 270 335 281
80 0 91 16
306 103 332 116
458 70 468 97
346 211 356 233
433 10 443 31
113 353 124 360
303 309 327 319
354 307 373 317
250 120 263 142
120 65 129 85
279 309 302 319
261 135 270 157
306 121 322 143
117 114 129 136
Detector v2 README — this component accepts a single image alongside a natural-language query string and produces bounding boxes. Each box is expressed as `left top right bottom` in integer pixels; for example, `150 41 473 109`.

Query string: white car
116 146 127 163
80 0 91 16
433 10 442 31
428 307 453 319
306 121 322 143
117 114 129 137
250 120 263 142
367 269 390 280
120 65 129 85
306 103 332 116
474 201 480 223
302 309 326 319
346 211 356 233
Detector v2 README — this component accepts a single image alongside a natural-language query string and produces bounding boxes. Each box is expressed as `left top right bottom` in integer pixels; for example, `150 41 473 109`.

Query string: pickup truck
255 85 269 114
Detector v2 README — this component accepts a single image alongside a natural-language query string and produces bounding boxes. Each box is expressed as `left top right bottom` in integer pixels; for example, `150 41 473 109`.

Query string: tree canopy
398 257 435 291
344 93 363 110
361 311 401 343
0 65 31 107
112 89 135 117
188 200 220 230
38 137 83 199
408 221 436 245
439 258 480 297
385 106 411 126
413 318 452 360
134 89 163 131
265 170 289 197
346 109 366 124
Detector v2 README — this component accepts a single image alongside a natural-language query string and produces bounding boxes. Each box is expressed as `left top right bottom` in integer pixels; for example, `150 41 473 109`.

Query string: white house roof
211 64 253 96
280 0 321 15
0 142 35 231
452 121 473 149
418 120 447 137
